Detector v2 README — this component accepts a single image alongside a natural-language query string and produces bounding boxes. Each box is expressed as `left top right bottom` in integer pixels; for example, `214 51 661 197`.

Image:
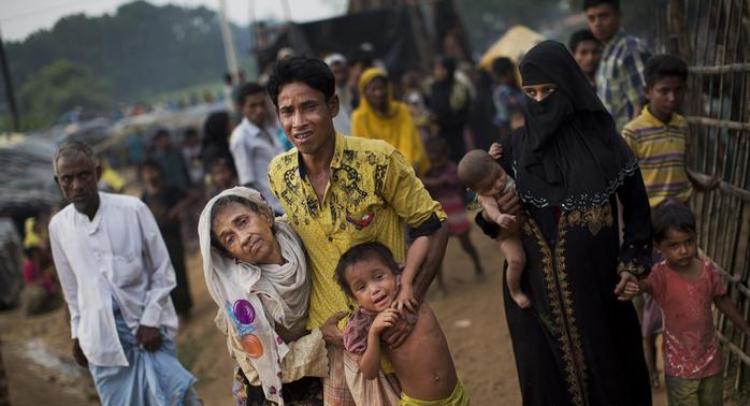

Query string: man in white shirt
49 140 200 405
229 82 284 214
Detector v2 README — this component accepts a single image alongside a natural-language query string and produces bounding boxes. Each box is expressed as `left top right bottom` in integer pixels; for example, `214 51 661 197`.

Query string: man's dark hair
334 241 400 297
568 29 600 53
491 57 515 77
644 54 688 88
266 56 335 107
652 202 696 243
583 0 620 11
235 82 265 107
141 159 162 173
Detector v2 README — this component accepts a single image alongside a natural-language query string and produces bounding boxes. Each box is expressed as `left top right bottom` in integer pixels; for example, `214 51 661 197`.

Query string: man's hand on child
382 315 416 349
371 308 400 335
321 311 347 348
489 143 503 160
393 282 418 313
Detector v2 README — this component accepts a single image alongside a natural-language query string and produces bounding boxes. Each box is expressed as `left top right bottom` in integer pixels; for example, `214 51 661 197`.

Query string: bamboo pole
690 62 750 74
686 116 750 131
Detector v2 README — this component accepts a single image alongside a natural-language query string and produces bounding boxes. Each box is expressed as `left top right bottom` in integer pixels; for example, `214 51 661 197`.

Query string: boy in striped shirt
622 54 719 388
622 54 718 208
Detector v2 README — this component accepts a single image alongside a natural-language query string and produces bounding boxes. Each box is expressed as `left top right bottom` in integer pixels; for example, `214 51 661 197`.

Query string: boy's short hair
235 82 265 107
457 149 498 190
583 0 620 11
644 54 688 88
335 241 399 297
568 29 599 53
266 56 335 108
652 202 696 243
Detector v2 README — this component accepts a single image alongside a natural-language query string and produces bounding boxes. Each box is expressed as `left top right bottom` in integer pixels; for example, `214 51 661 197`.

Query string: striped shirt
623 106 693 207
596 30 651 132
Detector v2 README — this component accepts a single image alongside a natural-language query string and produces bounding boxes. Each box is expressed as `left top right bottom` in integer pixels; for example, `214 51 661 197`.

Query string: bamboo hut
664 0 750 402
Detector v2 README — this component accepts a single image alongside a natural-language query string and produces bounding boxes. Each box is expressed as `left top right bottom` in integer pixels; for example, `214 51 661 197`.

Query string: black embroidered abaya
477 41 653 406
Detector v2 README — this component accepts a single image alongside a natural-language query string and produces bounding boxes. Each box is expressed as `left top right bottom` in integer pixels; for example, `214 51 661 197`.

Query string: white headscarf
198 187 310 405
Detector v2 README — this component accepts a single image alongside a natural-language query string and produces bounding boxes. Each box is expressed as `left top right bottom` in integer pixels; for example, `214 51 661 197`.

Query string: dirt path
0 225 668 405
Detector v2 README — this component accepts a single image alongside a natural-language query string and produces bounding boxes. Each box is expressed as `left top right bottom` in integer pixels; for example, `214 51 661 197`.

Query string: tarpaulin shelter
478 25 545 70
260 6 423 80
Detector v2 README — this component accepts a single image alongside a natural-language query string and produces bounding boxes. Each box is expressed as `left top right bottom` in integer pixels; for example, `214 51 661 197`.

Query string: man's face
55 155 101 215
330 62 349 87
241 92 268 126
586 4 621 42
573 40 603 76
276 81 338 156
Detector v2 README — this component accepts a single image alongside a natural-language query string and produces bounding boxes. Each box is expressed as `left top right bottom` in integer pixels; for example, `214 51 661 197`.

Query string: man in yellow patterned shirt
266 56 448 405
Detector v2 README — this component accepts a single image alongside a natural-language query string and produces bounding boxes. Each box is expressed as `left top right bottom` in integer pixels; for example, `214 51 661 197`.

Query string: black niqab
515 40 637 211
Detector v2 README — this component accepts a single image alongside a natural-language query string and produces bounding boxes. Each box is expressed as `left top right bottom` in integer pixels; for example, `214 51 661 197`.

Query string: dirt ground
0 225 669 405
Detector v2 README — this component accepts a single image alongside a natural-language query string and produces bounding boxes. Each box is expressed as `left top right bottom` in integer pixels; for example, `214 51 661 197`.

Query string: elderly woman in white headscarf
198 187 328 405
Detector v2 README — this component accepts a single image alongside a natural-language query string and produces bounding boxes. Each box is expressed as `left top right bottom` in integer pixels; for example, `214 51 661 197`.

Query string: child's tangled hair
334 241 400 297
652 202 696 243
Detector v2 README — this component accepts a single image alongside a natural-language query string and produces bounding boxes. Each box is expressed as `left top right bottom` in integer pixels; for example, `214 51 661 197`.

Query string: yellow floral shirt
268 133 446 329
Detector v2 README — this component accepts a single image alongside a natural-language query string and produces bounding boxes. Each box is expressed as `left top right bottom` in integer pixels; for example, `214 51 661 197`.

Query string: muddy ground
1 225 669 405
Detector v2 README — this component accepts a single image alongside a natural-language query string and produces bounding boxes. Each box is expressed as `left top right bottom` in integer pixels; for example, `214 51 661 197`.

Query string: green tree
18 59 111 128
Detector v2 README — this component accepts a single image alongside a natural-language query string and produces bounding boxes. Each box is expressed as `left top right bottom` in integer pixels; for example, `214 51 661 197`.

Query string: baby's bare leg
498 237 530 308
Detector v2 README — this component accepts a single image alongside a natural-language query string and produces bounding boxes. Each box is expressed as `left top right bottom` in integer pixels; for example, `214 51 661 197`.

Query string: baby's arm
394 235 429 312
359 309 399 380
478 195 516 229
714 295 750 336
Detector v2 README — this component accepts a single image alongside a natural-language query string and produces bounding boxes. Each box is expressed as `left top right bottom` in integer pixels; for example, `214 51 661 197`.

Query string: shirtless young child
335 242 469 405
457 145 530 308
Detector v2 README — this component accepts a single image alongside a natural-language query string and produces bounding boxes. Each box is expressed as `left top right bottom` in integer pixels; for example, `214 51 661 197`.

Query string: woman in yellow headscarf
351 67 429 175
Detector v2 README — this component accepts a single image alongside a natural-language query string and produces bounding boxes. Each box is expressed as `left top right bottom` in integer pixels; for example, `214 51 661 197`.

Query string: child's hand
489 143 504 160
495 213 517 229
393 281 418 313
370 308 400 335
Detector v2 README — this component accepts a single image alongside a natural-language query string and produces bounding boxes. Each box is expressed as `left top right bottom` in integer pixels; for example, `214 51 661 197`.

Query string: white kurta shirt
229 117 284 213
49 192 178 367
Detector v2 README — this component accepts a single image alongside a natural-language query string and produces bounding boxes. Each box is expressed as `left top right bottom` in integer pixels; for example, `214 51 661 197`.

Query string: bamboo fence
665 0 750 401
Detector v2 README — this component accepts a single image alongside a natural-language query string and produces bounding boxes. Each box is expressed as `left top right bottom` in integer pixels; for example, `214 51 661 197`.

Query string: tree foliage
18 59 110 128
3 1 250 107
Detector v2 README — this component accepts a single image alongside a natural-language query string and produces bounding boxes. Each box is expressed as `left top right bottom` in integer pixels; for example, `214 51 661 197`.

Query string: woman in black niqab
477 41 653 406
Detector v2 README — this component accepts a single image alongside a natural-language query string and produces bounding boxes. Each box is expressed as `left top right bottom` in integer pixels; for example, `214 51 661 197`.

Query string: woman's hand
614 272 639 301
321 311 347 348
495 213 517 229
392 281 418 313
370 308 400 336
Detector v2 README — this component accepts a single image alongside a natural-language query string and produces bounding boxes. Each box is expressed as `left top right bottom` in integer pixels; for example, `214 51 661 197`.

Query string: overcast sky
0 0 347 41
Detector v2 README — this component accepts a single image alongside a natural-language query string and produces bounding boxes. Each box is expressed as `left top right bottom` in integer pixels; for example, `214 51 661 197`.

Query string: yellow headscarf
351 68 429 175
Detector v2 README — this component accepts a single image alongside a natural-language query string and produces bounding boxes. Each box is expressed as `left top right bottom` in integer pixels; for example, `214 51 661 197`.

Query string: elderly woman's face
212 202 280 264
522 83 558 102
